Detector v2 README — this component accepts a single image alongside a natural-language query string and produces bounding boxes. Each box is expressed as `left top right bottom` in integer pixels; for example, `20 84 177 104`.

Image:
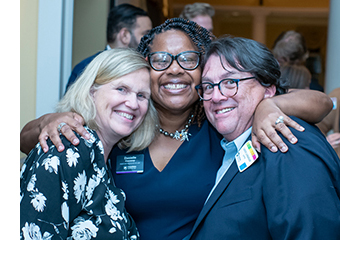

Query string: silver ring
275 116 284 125
57 122 67 133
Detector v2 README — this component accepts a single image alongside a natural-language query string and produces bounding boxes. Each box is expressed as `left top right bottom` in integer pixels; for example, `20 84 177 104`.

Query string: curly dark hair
137 18 215 126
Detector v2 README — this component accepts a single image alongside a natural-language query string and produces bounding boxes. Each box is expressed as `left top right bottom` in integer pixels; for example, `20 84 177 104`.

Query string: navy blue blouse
110 120 224 240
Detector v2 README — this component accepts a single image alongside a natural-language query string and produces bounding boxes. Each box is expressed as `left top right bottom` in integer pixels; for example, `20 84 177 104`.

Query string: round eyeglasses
195 77 256 101
148 51 201 71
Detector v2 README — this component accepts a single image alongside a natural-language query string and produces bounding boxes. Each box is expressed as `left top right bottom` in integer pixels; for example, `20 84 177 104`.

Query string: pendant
174 129 192 142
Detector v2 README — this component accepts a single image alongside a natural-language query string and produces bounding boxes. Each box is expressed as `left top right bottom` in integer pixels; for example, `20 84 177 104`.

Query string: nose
166 58 185 75
125 93 139 109
211 86 227 102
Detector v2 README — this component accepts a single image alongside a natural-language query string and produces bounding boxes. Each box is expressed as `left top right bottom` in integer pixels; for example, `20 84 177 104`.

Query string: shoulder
260 116 340 172
72 51 103 72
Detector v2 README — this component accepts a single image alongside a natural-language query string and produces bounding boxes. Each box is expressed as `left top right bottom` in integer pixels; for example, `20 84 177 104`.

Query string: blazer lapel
189 162 240 238
189 135 253 239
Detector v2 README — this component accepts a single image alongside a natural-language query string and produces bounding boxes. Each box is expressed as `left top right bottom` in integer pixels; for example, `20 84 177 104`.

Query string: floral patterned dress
20 127 139 240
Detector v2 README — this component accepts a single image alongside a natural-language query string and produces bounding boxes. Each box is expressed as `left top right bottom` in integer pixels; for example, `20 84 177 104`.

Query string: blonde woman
20 48 158 240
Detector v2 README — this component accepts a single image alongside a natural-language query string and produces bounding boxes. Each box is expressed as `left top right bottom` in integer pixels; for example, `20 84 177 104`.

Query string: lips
116 111 134 120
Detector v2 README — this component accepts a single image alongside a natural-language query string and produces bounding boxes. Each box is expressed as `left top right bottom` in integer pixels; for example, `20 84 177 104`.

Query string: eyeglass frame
147 51 201 71
195 76 256 101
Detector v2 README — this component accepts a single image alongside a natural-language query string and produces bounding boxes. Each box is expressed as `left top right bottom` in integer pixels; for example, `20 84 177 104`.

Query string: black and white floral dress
20 127 139 240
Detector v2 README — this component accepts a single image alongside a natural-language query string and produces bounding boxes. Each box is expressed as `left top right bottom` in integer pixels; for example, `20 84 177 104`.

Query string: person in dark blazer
190 36 340 240
65 4 152 92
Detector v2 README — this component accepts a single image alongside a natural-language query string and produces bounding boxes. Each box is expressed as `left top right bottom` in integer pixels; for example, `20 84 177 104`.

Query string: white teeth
217 107 235 114
164 84 187 90
117 112 133 120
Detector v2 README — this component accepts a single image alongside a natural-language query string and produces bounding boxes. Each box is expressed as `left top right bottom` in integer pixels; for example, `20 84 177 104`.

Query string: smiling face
148 29 202 113
92 68 151 142
203 54 276 141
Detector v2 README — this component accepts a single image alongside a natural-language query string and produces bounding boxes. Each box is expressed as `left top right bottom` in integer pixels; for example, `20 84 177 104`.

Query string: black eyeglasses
148 51 201 71
195 77 256 101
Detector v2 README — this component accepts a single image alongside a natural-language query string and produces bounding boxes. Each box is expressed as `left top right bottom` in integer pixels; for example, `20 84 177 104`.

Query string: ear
264 85 276 99
118 28 131 47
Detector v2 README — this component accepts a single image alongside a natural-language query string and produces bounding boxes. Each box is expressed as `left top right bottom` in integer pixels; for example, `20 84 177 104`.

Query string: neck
96 130 120 162
158 108 193 133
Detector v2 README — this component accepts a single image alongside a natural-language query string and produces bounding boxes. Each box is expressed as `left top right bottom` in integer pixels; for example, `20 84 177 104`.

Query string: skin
128 16 152 49
203 54 276 141
109 16 152 49
20 31 333 157
92 68 150 161
146 30 203 171
326 133 340 149
191 15 213 33
148 30 201 115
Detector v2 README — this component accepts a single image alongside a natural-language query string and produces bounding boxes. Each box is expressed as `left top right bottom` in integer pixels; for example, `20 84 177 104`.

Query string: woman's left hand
252 98 305 153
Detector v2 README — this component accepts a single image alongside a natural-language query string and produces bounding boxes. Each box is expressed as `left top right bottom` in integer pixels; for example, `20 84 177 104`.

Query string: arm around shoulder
271 89 333 124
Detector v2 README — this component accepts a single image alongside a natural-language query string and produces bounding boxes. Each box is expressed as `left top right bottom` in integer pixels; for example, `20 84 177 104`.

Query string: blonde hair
56 48 158 152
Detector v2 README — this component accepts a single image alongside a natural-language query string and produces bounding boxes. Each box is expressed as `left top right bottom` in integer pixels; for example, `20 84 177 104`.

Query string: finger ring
57 122 67 133
275 116 284 125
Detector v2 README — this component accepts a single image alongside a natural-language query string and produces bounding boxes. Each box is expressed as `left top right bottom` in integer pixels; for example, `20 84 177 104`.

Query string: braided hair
137 18 214 127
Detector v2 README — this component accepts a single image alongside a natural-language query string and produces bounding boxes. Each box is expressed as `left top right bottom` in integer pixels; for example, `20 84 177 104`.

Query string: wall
20 0 39 159
72 0 109 68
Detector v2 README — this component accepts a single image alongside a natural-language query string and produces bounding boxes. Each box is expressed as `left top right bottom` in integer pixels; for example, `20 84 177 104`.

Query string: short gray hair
56 48 158 152
179 2 215 20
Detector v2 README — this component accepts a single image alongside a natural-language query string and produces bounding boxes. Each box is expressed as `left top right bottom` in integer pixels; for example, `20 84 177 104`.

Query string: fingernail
270 146 278 152
58 145 63 151
280 145 288 152
85 133 90 139
299 126 305 131
43 147 48 153
72 138 79 145
290 137 297 143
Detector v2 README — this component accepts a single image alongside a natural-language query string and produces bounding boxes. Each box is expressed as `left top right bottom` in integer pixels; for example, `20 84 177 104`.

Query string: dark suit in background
65 50 103 93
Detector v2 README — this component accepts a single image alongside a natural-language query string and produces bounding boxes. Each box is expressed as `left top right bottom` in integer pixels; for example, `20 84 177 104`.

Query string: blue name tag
116 154 144 174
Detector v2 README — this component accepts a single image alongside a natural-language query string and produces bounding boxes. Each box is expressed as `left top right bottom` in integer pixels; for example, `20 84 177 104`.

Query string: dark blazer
188 117 340 240
64 50 103 94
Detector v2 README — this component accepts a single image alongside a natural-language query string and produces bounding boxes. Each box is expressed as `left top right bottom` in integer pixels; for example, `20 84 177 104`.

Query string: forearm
20 115 48 154
271 89 332 123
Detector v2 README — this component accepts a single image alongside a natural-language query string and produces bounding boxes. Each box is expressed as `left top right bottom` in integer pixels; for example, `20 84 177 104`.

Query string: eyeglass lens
200 79 238 100
149 51 200 71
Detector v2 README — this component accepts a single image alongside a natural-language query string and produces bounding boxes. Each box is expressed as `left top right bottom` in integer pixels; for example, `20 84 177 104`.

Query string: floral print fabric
20 127 139 240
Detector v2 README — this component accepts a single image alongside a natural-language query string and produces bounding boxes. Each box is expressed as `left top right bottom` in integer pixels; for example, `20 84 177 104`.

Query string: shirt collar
220 127 252 152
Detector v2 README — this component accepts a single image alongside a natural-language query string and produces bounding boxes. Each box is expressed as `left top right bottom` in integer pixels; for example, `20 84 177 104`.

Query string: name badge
235 141 258 172
116 154 144 174
331 97 337 110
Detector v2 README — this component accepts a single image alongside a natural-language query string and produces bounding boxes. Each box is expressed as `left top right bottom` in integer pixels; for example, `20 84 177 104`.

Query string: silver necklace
157 114 194 142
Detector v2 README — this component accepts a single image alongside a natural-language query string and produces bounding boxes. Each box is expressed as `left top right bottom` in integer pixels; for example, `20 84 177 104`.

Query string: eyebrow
202 71 237 82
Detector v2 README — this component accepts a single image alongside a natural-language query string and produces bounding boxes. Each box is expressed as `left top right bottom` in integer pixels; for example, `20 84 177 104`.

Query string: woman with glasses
20 18 332 240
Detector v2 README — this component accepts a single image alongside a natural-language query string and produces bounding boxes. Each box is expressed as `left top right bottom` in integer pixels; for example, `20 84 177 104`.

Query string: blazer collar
188 135 252 239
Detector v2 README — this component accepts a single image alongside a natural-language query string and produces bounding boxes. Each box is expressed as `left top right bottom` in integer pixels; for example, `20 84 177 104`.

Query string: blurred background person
179 2 215 33
317 88 340 158
280 63 311 91
65 3 152 92
272 30 324 92
272 30 308 66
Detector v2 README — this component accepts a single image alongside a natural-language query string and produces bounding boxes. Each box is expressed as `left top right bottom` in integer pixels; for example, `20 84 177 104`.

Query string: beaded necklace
157 114 194 142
